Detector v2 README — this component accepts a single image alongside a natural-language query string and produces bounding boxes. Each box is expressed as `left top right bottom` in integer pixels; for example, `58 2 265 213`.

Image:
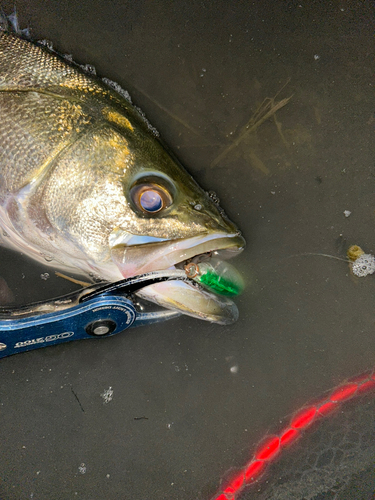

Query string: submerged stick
211 79 293 167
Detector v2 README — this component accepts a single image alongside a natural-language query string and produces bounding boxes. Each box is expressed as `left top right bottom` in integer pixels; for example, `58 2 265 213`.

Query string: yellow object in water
347 245 365 261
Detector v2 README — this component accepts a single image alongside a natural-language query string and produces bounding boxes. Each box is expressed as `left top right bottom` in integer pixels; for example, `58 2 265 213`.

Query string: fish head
109 139 245 278
104 128 246 324
0 33 245 324
38 110 246 324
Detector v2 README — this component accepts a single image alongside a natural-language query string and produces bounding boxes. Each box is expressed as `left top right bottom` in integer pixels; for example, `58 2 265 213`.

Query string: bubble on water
40 273 50 281
352 254 375 277
78 463 86 474
42 254 53 262
2 230 8 237
102 77 132 103
134 105 160 137
80 64 96 75
101 387 113 404
208 190 220 205
39 39 53 50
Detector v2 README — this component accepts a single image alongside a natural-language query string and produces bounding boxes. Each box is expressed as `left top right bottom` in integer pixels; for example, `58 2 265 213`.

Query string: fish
0 22 245 324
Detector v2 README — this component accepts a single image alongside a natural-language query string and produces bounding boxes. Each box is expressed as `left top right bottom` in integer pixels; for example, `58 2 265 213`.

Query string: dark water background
0 1 374 499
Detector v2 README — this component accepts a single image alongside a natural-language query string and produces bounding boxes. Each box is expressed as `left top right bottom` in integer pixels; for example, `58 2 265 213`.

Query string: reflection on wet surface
0 1 374 499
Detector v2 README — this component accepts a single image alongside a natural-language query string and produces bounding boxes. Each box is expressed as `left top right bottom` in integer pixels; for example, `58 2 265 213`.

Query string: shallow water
0 1 375 499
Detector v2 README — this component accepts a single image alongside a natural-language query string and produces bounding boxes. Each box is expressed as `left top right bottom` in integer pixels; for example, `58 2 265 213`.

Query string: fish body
0 29 245 323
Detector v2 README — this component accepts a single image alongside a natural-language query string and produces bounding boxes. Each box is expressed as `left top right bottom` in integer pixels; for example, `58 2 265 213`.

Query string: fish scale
0 92 93 194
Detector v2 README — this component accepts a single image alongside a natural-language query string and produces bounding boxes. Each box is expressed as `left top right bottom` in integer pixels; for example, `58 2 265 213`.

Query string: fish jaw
110 231 245 324
110 232 245 278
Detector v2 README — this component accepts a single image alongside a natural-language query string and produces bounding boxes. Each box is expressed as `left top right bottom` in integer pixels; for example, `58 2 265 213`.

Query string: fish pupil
140 189 163 212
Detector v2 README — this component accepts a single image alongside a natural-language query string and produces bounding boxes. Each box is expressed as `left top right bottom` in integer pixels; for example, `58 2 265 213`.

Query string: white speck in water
314 54 320 61
36 471 41 475
343 210 351 218
166 422 174 429
230 365 239 374
101 386 113 404
194 204 202 211
106 474 110 479
352 254 375 277
40 273 50 281
78 463 86 474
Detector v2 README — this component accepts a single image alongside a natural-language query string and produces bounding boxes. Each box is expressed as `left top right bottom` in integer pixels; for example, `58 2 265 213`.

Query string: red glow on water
357 379 375 393
290 406 317 429
211 369 375 500
223 472 244 495
317 401 336 416
348 370 372 383
244 460 265 482
280 427 300 446
256 436 280 460
329 383 357 402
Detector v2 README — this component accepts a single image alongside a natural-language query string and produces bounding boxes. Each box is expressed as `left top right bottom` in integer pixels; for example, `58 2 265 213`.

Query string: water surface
0 1 374 499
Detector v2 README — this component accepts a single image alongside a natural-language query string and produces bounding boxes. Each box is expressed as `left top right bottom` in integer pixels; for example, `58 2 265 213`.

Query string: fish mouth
110 232 245 277
110 232 245 324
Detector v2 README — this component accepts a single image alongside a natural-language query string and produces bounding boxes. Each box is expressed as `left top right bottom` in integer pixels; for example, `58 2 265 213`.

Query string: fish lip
110 232 245 278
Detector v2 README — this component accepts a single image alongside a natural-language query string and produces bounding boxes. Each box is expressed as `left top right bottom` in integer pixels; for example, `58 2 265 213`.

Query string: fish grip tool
0 271 191 359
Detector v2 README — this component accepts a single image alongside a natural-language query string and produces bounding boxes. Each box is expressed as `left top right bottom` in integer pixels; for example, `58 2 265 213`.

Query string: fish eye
130 183 173 214
140 189 163 212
